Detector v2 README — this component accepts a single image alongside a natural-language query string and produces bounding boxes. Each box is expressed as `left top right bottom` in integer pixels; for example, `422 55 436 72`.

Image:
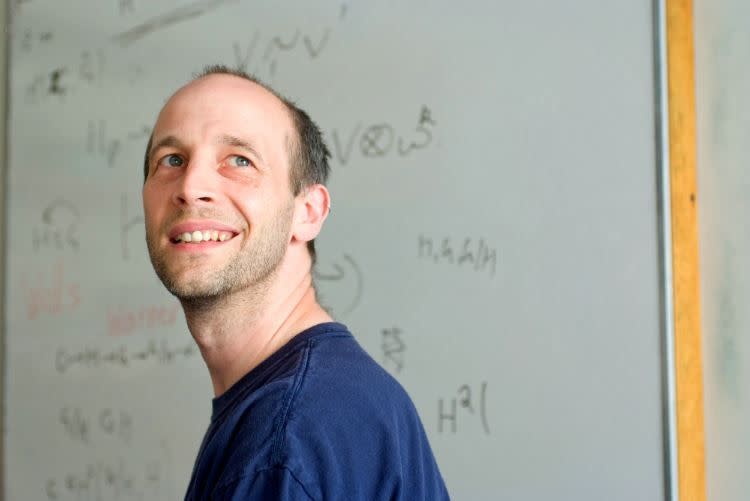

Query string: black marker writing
313 253 363 316
418 234 497 277
119 0 136 15
113 0 238 46
437 381 491 435
232 26 332 80
330 107 436 165
60 407 133 445
45 458 163 500
56 339 196 373
20 28 54 52
382 327 406 373
233 32 261 72
87 120 121 168
121 194 144 260
33 199 80 252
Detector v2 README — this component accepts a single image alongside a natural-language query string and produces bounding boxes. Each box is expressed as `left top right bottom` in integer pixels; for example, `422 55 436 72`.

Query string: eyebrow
218 134 265 165
149 135 185 160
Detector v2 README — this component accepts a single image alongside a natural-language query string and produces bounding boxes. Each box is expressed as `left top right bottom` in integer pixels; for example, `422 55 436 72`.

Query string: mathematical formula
60 406 133 445
45 457 164 501
418 234 498 277
56 339 196 373
382 326 406 374
331 106 436 165
437 382 491 435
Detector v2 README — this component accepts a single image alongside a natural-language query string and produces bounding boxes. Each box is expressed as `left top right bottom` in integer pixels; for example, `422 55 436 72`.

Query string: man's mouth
170 230 236 244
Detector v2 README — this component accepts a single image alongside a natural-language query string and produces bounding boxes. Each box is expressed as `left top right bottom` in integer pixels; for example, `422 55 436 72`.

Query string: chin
164 277 228 300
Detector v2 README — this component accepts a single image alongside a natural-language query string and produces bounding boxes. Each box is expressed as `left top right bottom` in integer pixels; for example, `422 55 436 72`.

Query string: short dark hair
143 65 331 263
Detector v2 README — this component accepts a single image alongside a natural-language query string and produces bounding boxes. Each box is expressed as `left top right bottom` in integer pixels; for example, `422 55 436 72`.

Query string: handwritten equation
23 49 144 103
86 120 151 169
331 106 436 165
382 326 406 374
231 26 331 80
33 199 80 253
313 253 363 316
108 303 180 337
45 457 164 501
56 339 196 373
23 259 81 321
60 406 133 445
437 382 491 435
120 194 145 261
18 27 54 52
418 234 497 277
24 50 105 103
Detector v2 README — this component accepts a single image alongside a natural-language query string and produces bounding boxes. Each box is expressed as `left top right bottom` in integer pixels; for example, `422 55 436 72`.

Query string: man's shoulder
213 323 447 500
297 326 414 412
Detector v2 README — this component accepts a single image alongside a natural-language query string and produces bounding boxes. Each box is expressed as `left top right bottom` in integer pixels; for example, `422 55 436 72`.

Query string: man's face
142 74 297 302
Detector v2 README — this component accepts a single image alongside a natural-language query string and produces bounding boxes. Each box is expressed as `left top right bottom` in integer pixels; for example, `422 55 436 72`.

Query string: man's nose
172 157 217 206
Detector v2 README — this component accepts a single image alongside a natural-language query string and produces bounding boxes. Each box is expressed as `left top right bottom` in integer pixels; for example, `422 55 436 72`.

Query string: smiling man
142 66 448 500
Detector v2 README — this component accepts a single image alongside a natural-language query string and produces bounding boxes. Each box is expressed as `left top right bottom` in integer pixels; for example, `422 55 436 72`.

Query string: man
142 65 449 500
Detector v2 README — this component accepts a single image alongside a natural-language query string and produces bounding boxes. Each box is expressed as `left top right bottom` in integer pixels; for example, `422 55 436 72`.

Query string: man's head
144 66 330 259
142 66 331 305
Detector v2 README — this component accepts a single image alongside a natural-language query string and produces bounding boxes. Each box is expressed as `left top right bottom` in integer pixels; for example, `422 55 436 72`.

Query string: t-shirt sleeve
211 467 314 501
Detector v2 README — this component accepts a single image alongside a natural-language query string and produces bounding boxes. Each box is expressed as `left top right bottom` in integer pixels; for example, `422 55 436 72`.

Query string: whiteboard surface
695 1 750 500
5 1 666 499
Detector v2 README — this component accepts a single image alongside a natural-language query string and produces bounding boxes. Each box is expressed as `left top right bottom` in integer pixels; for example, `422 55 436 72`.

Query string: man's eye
229 155 251 168
158 154 185 167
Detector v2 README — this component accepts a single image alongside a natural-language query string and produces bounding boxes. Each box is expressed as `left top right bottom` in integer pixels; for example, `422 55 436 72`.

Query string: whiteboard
695 1 750 500
5 1 668 499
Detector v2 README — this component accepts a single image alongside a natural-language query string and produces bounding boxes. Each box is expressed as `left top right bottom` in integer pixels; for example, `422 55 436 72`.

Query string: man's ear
292 184 330 243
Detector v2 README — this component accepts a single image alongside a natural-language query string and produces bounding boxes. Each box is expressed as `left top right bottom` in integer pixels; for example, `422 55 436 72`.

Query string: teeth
175 230 233 243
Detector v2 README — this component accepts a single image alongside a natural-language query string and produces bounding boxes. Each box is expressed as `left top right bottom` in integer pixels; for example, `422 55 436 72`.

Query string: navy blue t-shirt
185 322 449 500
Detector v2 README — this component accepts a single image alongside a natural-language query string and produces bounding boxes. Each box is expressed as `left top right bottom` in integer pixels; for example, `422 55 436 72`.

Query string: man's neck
181 269 332 397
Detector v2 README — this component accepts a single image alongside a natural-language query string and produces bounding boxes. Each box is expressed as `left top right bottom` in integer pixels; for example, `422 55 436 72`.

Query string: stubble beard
146 202 294 311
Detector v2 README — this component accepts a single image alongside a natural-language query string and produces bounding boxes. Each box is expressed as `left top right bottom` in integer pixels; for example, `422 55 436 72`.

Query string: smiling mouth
170 230 236 244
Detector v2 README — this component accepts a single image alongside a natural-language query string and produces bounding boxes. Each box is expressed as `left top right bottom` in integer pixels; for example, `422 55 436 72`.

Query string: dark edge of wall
1 0 8 499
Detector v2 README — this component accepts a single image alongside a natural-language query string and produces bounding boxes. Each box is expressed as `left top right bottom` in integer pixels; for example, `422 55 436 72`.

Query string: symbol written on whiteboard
112 0 238 46
33 199 80 252
24 51 142 104
55 339 196 373
437 382 491 435
86 120 151 169
232 26 332 80
24 50 104 103
19 27 54 52
382 327 406 373
107 303 180 337
313 253 363 316
331 106 436 166
22 259 81 320
60 406 133 445
120 194 145 260
45 458 164 501
119 0 136 15
418 234 497 278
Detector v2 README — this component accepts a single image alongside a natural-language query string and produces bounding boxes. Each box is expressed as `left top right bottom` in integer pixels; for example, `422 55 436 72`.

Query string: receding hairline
162 72 296 127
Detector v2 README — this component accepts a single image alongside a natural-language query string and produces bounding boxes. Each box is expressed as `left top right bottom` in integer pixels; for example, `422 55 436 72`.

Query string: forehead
153 74 294 151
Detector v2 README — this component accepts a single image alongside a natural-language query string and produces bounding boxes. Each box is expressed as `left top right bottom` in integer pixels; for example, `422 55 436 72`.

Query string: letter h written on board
437 382 491 435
